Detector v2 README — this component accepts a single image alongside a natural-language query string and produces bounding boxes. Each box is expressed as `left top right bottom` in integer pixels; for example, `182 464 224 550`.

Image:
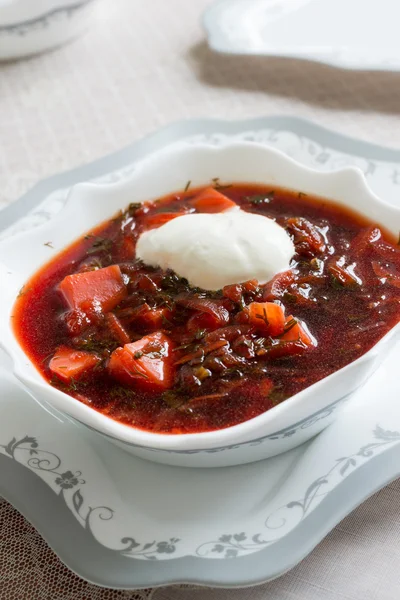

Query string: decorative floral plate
1 116 400 589
203 0 400 72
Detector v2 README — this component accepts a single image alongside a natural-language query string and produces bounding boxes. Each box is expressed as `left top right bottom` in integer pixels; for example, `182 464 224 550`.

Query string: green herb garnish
44 241 54 248
86 237 114 255
281 317 298 335
255 307 270 327
194 329 206 340
184 180 191 192
129 365 149 379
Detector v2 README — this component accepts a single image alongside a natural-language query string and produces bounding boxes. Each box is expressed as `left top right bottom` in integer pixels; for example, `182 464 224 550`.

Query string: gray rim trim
0 0 92 32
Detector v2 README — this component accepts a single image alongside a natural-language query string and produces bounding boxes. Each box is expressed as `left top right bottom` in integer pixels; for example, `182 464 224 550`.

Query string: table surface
1 0 400 598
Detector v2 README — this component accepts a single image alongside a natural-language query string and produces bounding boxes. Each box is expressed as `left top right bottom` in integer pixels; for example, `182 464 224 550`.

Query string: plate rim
1 443 400 589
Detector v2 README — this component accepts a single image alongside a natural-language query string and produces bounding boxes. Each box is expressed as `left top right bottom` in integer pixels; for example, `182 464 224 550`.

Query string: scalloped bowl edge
0 142 399 466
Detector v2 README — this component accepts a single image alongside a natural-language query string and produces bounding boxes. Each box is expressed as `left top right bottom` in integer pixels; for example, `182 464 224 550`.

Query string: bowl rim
1 140 400 451
0 0 93 30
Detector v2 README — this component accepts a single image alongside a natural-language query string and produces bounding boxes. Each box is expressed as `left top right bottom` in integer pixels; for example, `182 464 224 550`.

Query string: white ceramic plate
1 116 400 588
203 0 400 72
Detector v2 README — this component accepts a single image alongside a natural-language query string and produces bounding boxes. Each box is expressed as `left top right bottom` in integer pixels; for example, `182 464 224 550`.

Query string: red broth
13 184 400 434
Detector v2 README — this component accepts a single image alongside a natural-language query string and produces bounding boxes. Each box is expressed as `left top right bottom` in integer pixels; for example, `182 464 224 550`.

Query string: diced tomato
142 211 187 230
141 307 174 330
285 217 325 256
59 265 127 318
108 332 175 390
190 187 236 213
186 311 222 332
242 279 259 294
247 302 285 336
280 315 315 347
263 269 296 301
223 283 243 304
222 280 260 304
49 346 100 383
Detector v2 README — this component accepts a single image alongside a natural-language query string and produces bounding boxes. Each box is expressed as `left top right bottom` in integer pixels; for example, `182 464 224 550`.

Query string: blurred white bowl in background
0 0 99 60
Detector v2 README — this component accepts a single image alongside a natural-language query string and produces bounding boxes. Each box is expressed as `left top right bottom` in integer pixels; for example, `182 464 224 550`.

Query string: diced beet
59 265 127 316
49 346 100 383
108 332 175 390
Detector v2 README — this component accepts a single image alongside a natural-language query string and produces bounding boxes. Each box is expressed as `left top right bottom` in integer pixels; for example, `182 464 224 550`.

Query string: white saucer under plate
203 0 400 72
1 116 400 589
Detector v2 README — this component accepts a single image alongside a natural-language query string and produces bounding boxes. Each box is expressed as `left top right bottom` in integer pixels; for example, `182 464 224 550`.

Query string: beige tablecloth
1 0 400 598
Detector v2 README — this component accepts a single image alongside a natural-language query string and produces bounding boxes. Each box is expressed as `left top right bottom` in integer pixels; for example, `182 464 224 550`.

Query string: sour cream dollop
136 208 295 291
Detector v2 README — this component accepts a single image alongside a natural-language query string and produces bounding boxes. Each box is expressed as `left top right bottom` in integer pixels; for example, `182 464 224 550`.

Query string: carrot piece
59 265 127 316
108 332 175 390
190 187 236 213
143 211 187 230
247 302 285 336
280 315 315 346
49 346 101 383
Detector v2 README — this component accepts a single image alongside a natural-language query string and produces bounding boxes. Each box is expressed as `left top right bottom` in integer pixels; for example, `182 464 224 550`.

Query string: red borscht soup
13 184 400 434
